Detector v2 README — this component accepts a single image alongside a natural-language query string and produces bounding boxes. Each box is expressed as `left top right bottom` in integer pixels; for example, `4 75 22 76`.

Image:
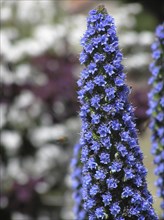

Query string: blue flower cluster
148 23 164 218
78 5 158 220
71 144 86 220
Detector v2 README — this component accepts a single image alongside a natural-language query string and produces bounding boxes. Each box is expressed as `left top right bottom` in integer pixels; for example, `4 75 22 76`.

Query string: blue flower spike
148 23 164 218
78 5 158 220
71 144 87 220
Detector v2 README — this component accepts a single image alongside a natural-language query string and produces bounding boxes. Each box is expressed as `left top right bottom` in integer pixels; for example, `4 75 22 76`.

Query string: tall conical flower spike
78 5 158 220
71 143 87 220
148 23 164 218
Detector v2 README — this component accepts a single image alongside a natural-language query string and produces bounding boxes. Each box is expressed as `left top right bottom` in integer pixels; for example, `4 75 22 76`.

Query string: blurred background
0 0 163 219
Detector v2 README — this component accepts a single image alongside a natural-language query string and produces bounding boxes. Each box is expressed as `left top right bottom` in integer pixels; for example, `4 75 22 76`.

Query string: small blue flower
117 143 128 157
95 207 105 219
156 24 164 38
99 152 110 164
154 82 163 93
94 75 105 86
101 137 111 149
103 104 113 112
124 168 134 180
121 186 133 198
95 169 106 180
106 177 118 189
115 101 124 111
93 53 105 63
100 34 108 45
105 87 115 100
115 77 124 86
81 69 89 79
83 174 92 186
151 41 159 50
85 44 94 54
129 206 140 216
111 119 120 130
160 97 164 107
120 131 130 142
152 50 161 59
91 95 101 109
98 124 109 137
103 41 118 53
104 64 114 76
80 104 90 118
92 36 101 48
131 192 142 204
91 140 100 153
125 153 136 165
156 112 164 122
86 28 95 37
116 217 125 220
88 62 97 74
80 51 88 64
85 80 95 92
89 214 96 220
84 131 92 141
102 193 112 206
89 184 99 196
103 16 114 27
81 146 89 163
109 161 122 173
86 198 96 209
110 202 121 216
91 113 100 124
87 157 97 170
135 163 147 177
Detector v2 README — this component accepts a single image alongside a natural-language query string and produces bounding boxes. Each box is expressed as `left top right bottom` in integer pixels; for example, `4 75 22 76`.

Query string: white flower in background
16 0 56 24
15 91 35 109
138 31 154 45
0 131 21 154
36 144 62 170
126 52 151 69
0 5 12 21
15 64 31 84
0 63 14 84
30 125 67 146
0 104 7 128
7 158 28 183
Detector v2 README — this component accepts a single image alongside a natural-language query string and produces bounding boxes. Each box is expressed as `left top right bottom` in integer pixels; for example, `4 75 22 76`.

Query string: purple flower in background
78 5 158 219
148 23 164 218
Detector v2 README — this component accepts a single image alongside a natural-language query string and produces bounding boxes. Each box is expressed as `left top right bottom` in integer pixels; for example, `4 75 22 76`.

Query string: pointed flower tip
96 4 108 14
